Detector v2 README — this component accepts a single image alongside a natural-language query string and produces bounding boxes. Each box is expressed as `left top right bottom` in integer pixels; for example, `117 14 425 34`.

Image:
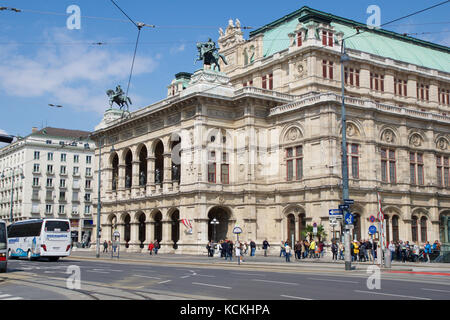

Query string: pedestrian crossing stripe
0 293 23 300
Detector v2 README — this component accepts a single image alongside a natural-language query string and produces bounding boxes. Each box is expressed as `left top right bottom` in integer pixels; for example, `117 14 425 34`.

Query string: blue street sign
329 209 343 216
344 199 354 205
345 213 354 225
233 226 243 234
338 204 349 210
369 225 377 235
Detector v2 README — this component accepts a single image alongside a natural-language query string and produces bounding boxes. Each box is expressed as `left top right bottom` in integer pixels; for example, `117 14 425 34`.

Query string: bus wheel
49 257 59 262
0 265 6 273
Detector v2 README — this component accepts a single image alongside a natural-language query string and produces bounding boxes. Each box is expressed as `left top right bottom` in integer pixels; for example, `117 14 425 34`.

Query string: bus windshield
0 224 6 250
45 221 70 232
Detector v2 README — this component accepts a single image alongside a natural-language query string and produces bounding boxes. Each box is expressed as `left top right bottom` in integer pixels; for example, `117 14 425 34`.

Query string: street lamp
210 218 219 243
340 39 352 271
1 167 25 223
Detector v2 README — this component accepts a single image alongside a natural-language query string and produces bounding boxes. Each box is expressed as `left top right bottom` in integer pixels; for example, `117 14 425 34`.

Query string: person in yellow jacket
309 240 316 258
353 241 360 262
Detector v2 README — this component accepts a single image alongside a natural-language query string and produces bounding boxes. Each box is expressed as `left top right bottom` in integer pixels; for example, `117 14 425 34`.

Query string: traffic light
0 134 13 144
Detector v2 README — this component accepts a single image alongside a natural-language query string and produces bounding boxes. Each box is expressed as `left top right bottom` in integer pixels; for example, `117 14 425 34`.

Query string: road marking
280 295 313 300
197 274 216 278
252 279 297 286
308 277 358 284
422 288 450 293
180 275 190 279
2 297 23 300
132 275 161 280
192 282 231 289
87 270 110 274
0 294 12 299
354 290 431 300
158 280 172 284
231 272 265 276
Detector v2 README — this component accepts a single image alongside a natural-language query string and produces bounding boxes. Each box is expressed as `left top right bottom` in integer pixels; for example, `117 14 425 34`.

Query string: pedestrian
412 243 420 262
359 241 366 262
339 242 344 260
401 241 407 263
388 240 395 262
153 240 159 255
285 242 291 262
294 241 302 260
262 239 270 257
103 240 108 253
424 241 431 263
280 241 286 257
318 241 324 258
303 240 309 259
331 241 338 261
353 241 359 262
218 240 223 258
222 240 230 260
309 240 316 258
229 241 234 261
235 242 242 263
250 240 256 257
148 242 154 255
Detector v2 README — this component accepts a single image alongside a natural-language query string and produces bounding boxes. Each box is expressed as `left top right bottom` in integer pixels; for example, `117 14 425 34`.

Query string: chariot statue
106 85 132 110
195 38 228 71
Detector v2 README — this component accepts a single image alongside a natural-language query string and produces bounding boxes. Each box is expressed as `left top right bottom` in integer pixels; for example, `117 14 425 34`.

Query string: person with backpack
279 241 286 257
284 242 291 262
103 240 108 253
153 240 160 255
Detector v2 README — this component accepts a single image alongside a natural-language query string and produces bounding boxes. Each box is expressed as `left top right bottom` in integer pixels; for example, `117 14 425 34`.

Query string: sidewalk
69 249 450 273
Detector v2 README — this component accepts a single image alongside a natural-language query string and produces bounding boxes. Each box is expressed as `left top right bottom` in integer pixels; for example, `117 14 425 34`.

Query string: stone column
118 164 126 198
131 161 140 197
161 219 174 252
163 153 172 192
130 222 140 252
146 221 155 244
147 156 155 195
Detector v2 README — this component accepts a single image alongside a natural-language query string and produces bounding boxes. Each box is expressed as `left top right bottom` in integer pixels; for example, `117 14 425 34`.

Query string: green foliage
301 224 328 241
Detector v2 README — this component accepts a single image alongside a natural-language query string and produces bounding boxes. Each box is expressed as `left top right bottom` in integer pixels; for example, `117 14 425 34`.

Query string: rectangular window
322 30 333 47
73 167 79 175
86 168 92 176
268 73 273 90
74 155 79 163
60 166 66 175
371 73 385 92
85 180 91 189
439 88 450 105
208 163 216 183
381 148 396 183
322 60 333 80
33 164 40 173
417 83 430 101
86 156 92 164
344 68 360 87
45 205 52 214
221 164 229 184
60 179 66 188
347 144 360 179
440 156 450 188
85 205 91 214
262 75 267 89
84 193 91 202
34 151 40 160
47 165 53 174
286 146 303 181
46 178 53 187
437 156 443 187
61 154 66 162
33 178 40 186
297 32 302 47
410 153 424 185
58 205 65 214
47 152 53 161
394 78 408 97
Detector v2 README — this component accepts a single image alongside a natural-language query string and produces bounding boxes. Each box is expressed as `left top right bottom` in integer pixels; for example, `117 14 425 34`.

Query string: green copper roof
255 6 450 73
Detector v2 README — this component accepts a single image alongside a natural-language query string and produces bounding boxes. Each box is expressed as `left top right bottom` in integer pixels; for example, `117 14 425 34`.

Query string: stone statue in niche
438 138 448 150
383 130 394 143
411 134 422 147
155 168 161 184
139 171 146 186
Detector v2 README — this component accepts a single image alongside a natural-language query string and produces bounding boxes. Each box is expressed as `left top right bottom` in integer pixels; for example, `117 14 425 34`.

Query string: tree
301 224 328 242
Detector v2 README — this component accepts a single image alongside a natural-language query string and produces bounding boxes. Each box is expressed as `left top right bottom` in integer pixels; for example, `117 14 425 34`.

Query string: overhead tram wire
343 0 450 42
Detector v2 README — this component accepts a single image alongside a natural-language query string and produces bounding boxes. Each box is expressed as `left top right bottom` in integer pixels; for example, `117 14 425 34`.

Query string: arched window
139 146 147 186
411 216 418 242
392 215 399 242
420 216 428 242
154 141 164 185
171 210 180 249
125 150 132 189
439 213 450 244
138 213 146 248
111 154 119 191
384 215 390 244
124 214 131 248
287 214 295 245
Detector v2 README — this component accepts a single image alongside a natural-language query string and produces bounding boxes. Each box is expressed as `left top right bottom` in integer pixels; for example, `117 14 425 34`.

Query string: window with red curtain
438 156 450 187
268 73 273 90
347 144 360 179
417 83 430 101
410 152 424 185
262 75 267 89
297 32 302 47
394 78 407 97
381 148 396 183
322 30 333 47
322 60 333 79
439 88 450 105
370 73 385 92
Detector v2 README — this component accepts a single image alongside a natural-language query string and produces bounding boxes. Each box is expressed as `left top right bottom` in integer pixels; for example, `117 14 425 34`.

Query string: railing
234 86 300 101
269 92 450 123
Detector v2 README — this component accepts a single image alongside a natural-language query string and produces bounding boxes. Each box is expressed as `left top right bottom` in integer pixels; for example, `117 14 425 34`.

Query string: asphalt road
0 256 449 300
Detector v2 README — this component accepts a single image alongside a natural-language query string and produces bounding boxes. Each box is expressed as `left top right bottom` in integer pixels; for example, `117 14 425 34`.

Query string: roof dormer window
322 30 334 47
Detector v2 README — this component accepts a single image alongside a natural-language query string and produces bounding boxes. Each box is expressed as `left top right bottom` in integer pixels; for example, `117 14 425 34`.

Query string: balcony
46 171 55 176
72 210 79 216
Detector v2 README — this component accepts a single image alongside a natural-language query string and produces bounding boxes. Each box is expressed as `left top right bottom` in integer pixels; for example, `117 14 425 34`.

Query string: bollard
384 249 391 268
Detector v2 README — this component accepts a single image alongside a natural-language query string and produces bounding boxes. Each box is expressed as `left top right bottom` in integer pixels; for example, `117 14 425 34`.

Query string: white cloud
170 43 186 54
0 30 158 114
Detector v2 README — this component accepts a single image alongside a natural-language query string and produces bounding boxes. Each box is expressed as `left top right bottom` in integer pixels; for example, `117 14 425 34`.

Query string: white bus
7 219 72 262
0 220 7 272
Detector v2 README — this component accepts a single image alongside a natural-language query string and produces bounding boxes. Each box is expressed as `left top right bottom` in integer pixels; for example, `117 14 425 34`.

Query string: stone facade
91 7 450 253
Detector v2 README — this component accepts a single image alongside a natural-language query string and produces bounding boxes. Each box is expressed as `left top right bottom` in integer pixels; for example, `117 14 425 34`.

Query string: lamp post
340 39 352 271
210 218 219 243
1 167 25 223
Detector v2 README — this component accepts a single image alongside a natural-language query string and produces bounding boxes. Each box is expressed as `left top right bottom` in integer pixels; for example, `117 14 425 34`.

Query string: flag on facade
182 219 193 233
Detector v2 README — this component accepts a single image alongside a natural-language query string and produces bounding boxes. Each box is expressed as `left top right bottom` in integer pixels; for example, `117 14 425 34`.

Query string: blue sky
0 0 449 141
